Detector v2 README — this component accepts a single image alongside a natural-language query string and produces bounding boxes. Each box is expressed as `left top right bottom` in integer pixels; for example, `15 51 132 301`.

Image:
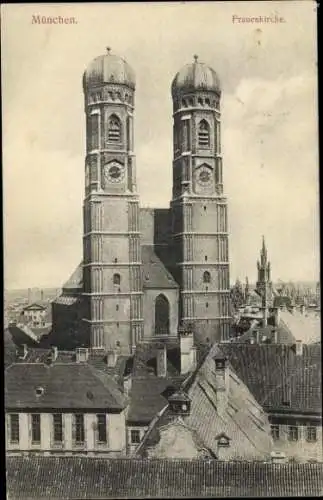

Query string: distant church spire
256 236 272 326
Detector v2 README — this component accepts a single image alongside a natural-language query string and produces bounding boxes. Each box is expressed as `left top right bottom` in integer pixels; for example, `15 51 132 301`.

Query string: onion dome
83 47 135 91
171 55 221 98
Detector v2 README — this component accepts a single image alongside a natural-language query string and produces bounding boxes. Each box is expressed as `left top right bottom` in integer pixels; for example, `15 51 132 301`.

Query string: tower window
117 322 119 328
198 98 203 106
205 98 210 106
189 98 194 107
113 273 121 286
114 258 118 263
198 120 210 147
108 115 121 143
204 206 207 212
203 271 211 283
116 305 119 311
205 255 208 261
206 302 209 308
182 99 187 107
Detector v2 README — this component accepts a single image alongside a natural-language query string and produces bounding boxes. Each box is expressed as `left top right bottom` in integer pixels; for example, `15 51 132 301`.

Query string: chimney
17 344 28 360
75 347 89 363
295 340 303 356
156 344 167 378
51 346 58 362
180 330 196 374
214 355 229 413
270 451 287 464
106 350 118 367
123 375 132 397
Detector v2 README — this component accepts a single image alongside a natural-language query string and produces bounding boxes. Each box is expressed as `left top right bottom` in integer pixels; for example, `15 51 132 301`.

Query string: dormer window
215 432 231 448
168 391 191 415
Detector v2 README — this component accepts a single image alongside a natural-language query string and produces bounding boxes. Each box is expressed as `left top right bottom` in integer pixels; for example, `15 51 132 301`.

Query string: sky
2 1 319 289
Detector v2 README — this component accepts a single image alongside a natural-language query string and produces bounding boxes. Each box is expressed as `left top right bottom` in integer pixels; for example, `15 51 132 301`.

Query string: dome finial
106 46 111 54
193 54 199 63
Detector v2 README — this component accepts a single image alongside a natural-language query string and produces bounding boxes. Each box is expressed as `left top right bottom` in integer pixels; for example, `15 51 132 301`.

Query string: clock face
196 166 213 186
104 162 125 183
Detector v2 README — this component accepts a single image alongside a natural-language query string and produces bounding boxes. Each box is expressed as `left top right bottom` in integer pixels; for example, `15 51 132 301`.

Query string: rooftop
218 343 322 415
5 361 127 411
6 456 323 499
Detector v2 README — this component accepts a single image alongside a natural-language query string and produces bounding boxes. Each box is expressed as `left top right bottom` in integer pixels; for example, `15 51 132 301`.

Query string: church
51 48 231 353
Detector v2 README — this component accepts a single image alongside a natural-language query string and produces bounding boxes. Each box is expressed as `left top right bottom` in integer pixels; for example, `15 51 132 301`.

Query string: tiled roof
141 245 178 289
218 344 322 414
53 295 80 306
5 362 127 411
139 343 273 460
127 376 184 424
23 303 46 311
8 347 130 383
279 308 321 344
62 262 83 291
6 456 323 499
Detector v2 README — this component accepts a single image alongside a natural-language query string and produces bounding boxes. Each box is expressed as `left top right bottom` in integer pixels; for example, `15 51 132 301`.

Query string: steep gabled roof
62 262 83 291
218 344 322 415
141 245 178 289
137 343 273 460
6 456 323 499
5 362 127 411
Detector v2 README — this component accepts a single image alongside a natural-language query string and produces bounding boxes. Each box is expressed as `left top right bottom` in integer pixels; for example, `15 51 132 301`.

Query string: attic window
35 387 44 397
215 433 231 448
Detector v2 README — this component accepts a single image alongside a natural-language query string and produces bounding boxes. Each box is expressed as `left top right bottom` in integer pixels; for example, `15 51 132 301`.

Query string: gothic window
155 294 170 335
198 97 203 106
203 271 211 283
189 98 194 107
113 273 121 286
182 99 187 107
205 98 210 106
108 115 121 143
198 120 210 147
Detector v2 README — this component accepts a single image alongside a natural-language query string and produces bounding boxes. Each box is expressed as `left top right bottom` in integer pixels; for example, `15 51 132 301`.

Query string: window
205 255 208 261
108 115 121 143
204 206 207 212
306 426 317 442
31 414 41 444
113 273 121 286
203 271 211 283
73 414 85 445
131 429 141 444
53 414 63 443
205 98 210 106
198 120 210 147
9 414 19 444
271 424 280 441
288 425 299 441
206 302 209 308
97 414 107 444
116 305 119 311
114 258 118 263
198 98 203 106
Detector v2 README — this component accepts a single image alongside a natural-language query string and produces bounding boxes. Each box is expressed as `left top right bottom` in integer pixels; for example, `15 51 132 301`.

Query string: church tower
82 48 143 353
256 236 272 324
170 55 231 343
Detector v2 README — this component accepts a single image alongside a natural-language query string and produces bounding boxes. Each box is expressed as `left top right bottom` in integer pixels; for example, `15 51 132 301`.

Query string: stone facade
52 50 232 353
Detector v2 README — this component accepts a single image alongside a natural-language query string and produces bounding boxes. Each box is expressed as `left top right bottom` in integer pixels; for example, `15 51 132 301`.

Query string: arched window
155 294 170 335
203 271 211 283
108 115 121 143
113 273 121 286
198 97 203 106
198 120 210 147
182 99 187 108
189 98 194 107
205 98 210 106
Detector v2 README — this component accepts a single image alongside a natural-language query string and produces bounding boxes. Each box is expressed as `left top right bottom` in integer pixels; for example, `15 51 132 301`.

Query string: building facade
51 49 231 352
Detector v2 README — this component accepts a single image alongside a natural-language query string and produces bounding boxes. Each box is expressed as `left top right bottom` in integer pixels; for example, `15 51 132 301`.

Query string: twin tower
62 48 230 353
